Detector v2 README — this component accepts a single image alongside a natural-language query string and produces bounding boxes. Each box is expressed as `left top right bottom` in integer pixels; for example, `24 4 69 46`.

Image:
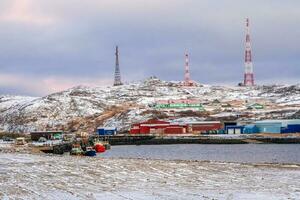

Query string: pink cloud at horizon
0 73 112 96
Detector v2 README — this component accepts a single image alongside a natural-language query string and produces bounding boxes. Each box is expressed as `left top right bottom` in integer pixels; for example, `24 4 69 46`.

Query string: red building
189 121 222 134
164 126 186 134
129 119 221 135
130 119 171 134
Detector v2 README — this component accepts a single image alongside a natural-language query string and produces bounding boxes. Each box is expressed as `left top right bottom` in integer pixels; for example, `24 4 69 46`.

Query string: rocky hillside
0 77 299 133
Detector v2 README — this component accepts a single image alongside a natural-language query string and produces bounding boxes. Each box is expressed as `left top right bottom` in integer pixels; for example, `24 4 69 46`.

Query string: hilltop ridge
0 77 299 133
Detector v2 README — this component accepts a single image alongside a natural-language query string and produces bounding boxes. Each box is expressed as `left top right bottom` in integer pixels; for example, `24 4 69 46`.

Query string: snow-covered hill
0 77 299 133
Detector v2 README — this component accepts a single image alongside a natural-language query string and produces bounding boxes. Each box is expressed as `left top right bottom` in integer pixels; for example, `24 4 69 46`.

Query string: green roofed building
247 103 264 110
155 103 205 111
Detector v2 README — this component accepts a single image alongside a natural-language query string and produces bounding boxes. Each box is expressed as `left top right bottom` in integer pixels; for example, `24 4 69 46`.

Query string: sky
0 0 299 96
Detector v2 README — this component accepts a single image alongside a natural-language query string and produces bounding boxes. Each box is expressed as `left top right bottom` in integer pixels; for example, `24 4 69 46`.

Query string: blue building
281 124 300 133
222 119 300 135
255 119 300 134
243 125 259 134
280 119 300 133
97 127 117 135
255 121 282 133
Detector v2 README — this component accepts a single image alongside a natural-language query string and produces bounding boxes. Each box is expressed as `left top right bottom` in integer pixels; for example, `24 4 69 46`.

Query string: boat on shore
94 139 111 152
70 144 84 156
85 147 96 157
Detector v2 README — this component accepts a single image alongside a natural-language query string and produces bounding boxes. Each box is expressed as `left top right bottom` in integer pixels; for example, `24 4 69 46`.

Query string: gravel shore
0 152 299 200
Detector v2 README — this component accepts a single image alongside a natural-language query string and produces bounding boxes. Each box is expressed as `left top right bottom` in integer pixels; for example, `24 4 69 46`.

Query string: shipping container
97 127 117 135
281 124 300 133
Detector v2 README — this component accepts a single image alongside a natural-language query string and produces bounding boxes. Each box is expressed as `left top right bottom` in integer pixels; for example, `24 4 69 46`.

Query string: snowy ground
0 153 299 200
1 79 300 133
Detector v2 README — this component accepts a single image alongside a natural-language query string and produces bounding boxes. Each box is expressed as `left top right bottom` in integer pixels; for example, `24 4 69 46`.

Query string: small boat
70 144 84 156
94 139 110 152
94 143 106 153
85 147 96 157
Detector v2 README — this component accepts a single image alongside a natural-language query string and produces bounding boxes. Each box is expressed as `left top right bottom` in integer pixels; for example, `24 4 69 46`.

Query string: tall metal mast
113 46 123 86
244 18 255 86
184 53 191 85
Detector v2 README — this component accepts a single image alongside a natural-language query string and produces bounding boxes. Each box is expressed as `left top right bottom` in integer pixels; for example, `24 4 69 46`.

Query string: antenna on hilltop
243 18 255 86
184 52 191 84
113 46 123 86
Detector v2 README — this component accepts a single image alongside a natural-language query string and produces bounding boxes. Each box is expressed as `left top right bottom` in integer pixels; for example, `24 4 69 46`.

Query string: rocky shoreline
0 139 300 200
0 152 299 199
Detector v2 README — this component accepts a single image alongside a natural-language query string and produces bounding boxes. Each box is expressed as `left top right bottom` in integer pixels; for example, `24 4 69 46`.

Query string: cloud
0 73 112 96
0 0 56 25
0 0 299 96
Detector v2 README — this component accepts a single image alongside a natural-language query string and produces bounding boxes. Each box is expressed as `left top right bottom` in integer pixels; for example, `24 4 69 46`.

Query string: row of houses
150 98 265 111
152 99 205 111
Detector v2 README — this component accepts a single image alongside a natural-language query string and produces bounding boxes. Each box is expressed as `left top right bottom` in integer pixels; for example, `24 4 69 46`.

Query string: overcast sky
0 0 299 96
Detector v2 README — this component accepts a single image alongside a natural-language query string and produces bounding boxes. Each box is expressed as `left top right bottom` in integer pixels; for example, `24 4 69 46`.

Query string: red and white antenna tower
184 52 191 85
244 18 255 86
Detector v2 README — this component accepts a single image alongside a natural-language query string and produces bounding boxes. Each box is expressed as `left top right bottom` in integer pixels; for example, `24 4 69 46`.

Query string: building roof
226 125 244 129
140 119 170 125
187 121 221 125
30 131 63 134
97 127 117 130
255 119 300 127
156 99 201 104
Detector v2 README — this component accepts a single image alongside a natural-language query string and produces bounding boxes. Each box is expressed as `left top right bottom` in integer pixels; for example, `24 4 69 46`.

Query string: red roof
139 119 170 125
144 119 169 124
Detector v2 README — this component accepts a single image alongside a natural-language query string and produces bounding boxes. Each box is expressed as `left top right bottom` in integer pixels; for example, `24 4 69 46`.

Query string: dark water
101 144 300 164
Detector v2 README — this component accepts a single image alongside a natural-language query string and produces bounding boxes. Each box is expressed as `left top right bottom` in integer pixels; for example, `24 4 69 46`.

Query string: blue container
97 127 117 135
281 124 300 133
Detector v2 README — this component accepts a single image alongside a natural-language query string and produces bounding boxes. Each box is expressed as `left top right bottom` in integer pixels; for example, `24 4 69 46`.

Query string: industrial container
281 124 300 133
97 127 117 135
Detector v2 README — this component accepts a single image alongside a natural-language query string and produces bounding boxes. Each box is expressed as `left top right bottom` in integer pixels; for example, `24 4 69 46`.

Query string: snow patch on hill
0 78 299 133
